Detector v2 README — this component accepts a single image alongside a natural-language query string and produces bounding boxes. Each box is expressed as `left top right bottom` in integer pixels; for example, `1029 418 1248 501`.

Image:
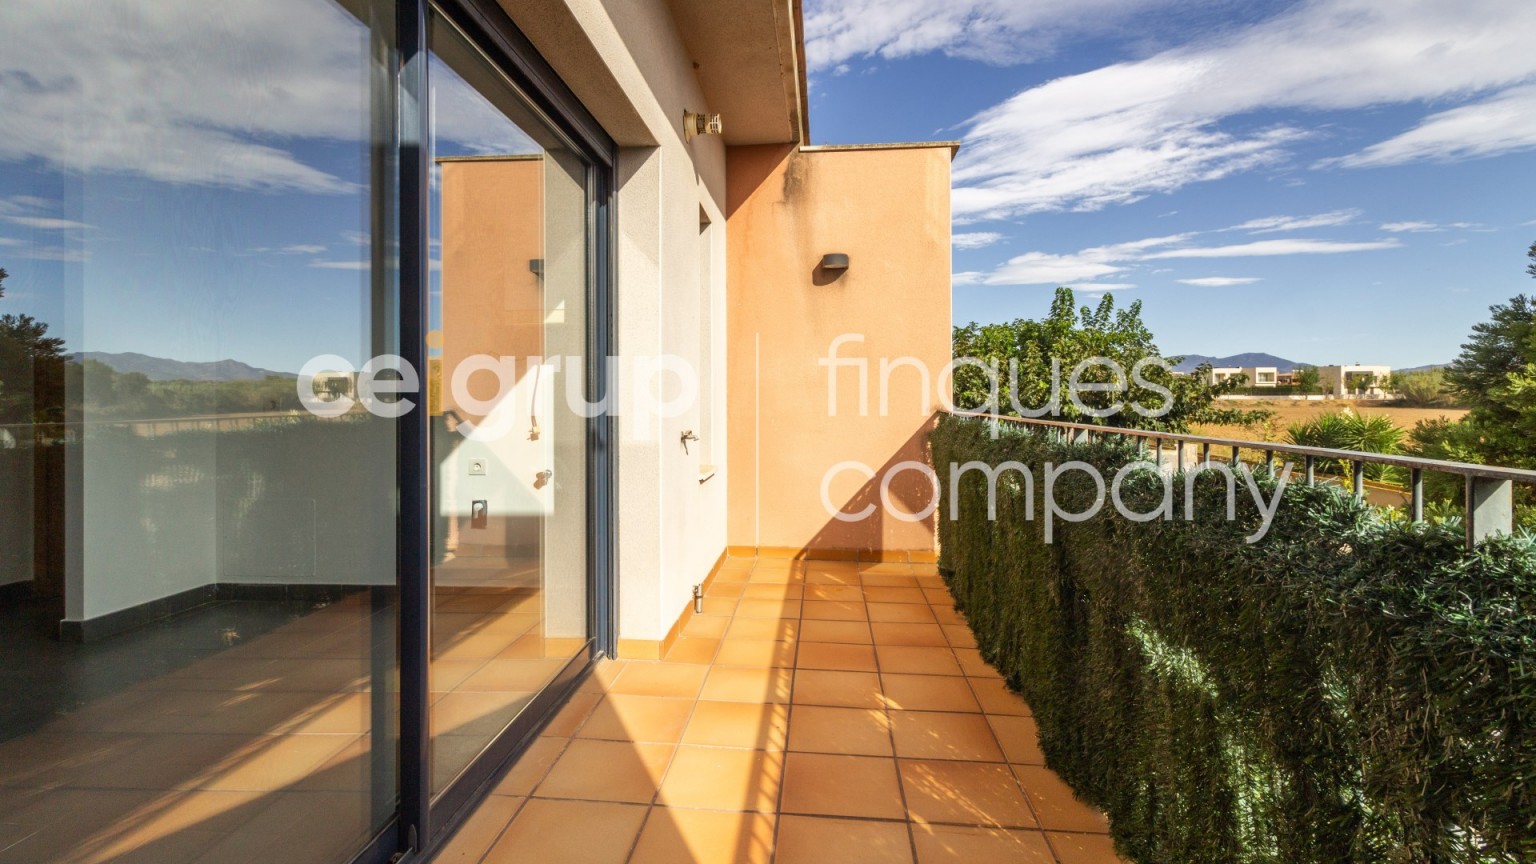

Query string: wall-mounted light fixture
528 258 544 277
820 253 850 271
684 110 723 140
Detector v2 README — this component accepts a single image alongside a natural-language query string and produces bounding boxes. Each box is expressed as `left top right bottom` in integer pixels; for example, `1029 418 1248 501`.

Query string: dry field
1193 399 1469 444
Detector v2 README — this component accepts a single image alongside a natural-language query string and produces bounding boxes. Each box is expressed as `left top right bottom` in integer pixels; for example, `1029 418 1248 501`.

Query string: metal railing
955 412 1536 550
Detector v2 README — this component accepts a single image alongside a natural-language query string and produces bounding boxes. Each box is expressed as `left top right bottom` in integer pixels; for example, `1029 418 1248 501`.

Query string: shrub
932 414 1536 864
1286 409 1404 479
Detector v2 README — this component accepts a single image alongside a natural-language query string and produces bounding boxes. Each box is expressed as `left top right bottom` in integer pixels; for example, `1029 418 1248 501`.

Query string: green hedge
931 415 1536 863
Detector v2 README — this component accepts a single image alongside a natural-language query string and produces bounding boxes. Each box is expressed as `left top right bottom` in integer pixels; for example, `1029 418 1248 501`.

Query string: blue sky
805 0 1536 367
2 0 1534 373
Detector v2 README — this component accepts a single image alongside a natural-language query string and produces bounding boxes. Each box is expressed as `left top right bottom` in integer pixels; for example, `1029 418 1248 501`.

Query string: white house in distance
1321 364 1392 397
1204 366 1278 387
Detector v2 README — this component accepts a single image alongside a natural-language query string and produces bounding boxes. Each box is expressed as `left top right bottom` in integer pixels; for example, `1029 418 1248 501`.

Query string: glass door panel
425 10 592 796
0 1 401 861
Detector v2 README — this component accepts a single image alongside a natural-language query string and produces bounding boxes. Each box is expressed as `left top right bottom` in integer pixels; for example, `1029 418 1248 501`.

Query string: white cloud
1177 276 1262 286
803 0 1175 73
1327 84 1536 168
281 244 327 255
1 215 90 231
1065 282 1137 292
1144 238 1401 259
970 230 1398 285
1379 220 1481 233
0 1 371 192
950 0 1536 219
1225 210 1359 233
308 260 369 271
952 231 1004 250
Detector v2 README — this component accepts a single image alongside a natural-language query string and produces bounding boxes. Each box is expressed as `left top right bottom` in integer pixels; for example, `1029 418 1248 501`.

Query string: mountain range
1171 353 1306 373
75 352 295 382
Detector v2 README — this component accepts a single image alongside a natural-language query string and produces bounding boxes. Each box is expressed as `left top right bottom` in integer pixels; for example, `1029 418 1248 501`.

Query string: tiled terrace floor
435 555 1126 864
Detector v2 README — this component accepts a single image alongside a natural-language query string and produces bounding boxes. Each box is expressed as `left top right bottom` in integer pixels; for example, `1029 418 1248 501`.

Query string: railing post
1410 469 1423 523
1265 450 1274 474
1231 445 1240 467
1201 442 1210 464
1176 441 1185 472
1352 461 1365 499
1465 476 1513 549
1304 456 1315 486
1154 437 1163 468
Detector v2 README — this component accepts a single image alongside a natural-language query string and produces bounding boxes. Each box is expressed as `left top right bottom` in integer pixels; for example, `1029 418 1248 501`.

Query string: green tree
1 266 70 424
1442 293 1536 467
951 287 1268 432
1293 365 1320 395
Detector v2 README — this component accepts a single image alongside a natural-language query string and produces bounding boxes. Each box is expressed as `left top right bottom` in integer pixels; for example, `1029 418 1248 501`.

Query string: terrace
431 553 1124 864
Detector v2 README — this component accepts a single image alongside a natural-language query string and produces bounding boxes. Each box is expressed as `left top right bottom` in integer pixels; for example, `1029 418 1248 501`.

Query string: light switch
468 459 487 476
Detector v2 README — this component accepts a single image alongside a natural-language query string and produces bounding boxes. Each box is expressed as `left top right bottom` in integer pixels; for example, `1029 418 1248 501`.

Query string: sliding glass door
0 0 612 861
424 9 595 799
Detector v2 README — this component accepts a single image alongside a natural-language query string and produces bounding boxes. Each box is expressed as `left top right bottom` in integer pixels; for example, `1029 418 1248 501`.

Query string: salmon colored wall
725 144 953 554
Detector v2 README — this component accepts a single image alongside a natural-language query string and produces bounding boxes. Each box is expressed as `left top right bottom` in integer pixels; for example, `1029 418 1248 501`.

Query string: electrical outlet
468 459 487 476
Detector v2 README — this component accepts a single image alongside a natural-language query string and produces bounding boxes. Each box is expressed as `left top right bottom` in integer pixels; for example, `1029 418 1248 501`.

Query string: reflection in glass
0 1 400 861
426 12 592 795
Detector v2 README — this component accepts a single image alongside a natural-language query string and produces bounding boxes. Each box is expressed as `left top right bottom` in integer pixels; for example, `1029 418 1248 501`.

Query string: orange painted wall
725 144 953 554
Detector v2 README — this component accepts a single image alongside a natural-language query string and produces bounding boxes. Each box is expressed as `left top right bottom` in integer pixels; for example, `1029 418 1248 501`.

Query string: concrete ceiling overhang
665 0 809 145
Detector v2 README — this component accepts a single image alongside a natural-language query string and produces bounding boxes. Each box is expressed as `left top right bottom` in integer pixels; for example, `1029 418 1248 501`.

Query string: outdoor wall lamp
684 110 723 140
820 253 850 271
528 259 543 277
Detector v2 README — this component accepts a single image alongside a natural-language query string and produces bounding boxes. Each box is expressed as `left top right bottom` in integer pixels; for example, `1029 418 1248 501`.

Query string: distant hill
1171 352 1306 374
1397 363 1449 373
75 352 296 382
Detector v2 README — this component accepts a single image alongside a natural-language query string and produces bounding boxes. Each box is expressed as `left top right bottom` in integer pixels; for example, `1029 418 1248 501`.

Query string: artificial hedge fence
930 414 1536 863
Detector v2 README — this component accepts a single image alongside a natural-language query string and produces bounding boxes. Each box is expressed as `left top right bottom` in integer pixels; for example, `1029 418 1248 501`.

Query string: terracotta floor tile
698 597 740 617
861 586 928 604
575 695 696 744
657 746 783 813
876 646 962 677
881 675 981 713
746 568 803 586
1048 831 1131 863
629 808 776 864
1012 766 1111 833
707 581 747 599
700 667 794 704
431 690 535 741
583 660 628 693
786 706 892 757
714 639 798 668
797 620 872 645
609 662 709 699
493 736 567 796
682 700 790 750
725 617 801 643
910 824 1056 864
791 670 885 710
857 563 914 575
921 588 955 606
800 601 868 622
794 642 878 673
804 569 861 586
684 615 732 640
803 584 865 602
952 648 1001 679
774 815 914 864
780 753 906 820
941 625 978 649
483 798 646 864
898 760 1036 828
867 603 937 624
665 637 721 665
734 599 802 620
542 691 602 737
870 623 949 647
969 678 1030 716
740 583 804 601
537 739 673 803
889 711 1004 762
860 574 920 588
432 793 522 863
930 606 966 625
987 715 1044 765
